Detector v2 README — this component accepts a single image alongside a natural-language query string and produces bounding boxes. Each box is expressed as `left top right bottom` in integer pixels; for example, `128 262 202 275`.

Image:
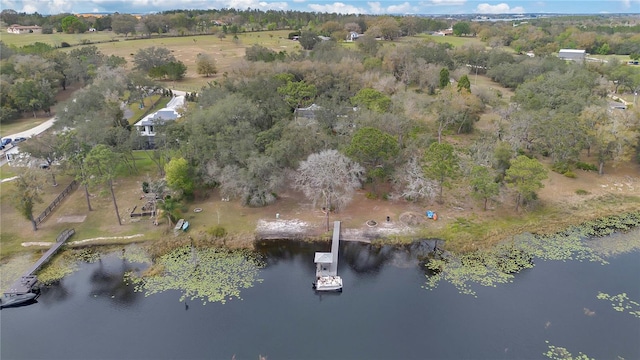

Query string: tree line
7 15 640 231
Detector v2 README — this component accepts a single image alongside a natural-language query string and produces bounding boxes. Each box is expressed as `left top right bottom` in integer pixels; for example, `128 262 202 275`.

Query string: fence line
34 180 77 225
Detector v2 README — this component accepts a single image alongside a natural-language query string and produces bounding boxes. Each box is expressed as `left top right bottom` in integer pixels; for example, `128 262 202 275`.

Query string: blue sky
1 0 639 15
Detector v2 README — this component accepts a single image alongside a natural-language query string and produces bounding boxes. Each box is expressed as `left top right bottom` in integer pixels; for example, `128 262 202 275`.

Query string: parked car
13 137 27 143
1 138 11 146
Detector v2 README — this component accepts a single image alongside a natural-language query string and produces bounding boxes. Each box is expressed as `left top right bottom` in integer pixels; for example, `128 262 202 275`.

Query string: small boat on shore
0 292 38 309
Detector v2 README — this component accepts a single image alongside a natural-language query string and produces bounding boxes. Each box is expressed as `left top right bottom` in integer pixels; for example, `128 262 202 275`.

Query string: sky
1 0 639 15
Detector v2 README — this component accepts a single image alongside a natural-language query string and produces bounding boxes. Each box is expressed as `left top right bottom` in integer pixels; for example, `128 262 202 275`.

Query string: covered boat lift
313 221 342 291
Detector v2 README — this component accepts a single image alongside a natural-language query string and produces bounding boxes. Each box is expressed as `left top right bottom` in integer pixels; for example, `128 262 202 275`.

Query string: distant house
609 102 627 110
558 49 586 62
133 107 181 147
294 104 323 123
433 28 453 36
294 103 358 129
346 31 360 41
7 24 42 34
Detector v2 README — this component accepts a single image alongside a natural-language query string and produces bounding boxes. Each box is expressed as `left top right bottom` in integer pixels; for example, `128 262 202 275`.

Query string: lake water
1 233 639 360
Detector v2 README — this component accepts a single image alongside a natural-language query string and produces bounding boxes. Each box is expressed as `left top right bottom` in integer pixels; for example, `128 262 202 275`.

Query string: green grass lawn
126 95 172 125
589 54 635 63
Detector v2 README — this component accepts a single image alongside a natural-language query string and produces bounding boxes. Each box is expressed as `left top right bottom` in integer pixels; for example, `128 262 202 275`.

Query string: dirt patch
256 219 320 240
399 211 428 226
69 234 145 246
57 215 87 223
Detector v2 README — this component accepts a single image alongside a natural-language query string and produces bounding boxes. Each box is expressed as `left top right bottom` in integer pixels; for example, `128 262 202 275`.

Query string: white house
346 31 360 41
7 24 42 34
558 49 586 62
134 108 180 134
133 95 184 147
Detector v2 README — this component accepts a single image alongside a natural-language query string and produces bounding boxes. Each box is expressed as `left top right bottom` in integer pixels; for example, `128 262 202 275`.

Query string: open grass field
66 30 302 91
412 33 485 47
0 29 120 47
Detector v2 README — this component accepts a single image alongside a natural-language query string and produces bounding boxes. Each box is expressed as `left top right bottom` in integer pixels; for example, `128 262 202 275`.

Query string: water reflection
1 236 638 360
88 256 140 307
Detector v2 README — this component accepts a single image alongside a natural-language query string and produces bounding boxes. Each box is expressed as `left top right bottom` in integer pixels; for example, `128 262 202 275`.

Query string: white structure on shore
313 221 343 291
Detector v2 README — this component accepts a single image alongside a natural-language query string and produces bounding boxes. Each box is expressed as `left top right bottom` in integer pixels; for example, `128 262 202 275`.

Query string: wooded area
2 9 639 229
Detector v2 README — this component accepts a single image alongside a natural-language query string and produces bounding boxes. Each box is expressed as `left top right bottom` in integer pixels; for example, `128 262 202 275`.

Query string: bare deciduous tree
392 156 436 202
294 150 364 231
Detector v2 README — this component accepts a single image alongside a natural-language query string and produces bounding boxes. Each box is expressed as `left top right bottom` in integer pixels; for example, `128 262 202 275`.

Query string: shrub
365 192 378 200
552 161 570 174
60 42 71 48
288 31 300 39
575 161 597 171
563 170 577 178
207 226 227 238
575 189 590 195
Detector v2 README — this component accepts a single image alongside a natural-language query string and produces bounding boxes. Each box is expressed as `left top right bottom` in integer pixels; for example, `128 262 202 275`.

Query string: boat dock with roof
313 221 343 292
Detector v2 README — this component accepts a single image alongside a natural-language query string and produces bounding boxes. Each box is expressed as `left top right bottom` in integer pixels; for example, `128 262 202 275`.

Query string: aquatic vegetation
543 341 594 360
38 255 79 285
425 212 640 296
118 244 152 264
587 228 640 258
38 248 102 285
125 246 264 304
0 253 36 291
74 248 101 263
424 244 533 296
597 292 640 319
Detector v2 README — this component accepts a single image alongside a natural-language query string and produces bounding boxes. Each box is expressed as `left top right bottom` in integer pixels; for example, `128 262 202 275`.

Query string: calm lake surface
1 233 639 360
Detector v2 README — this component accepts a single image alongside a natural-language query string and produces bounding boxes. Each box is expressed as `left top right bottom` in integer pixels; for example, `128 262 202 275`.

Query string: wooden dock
4 229 75 295
329 221 340 275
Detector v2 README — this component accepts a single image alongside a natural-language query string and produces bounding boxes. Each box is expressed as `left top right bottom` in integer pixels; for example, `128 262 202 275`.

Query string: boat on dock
0 292 38 309
313 221 343 292
313 275 343 291
1 276 40 309
2 229 74 309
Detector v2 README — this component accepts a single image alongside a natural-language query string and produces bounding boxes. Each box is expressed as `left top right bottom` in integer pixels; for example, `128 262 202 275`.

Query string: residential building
7 24 42 34
558 49 586 62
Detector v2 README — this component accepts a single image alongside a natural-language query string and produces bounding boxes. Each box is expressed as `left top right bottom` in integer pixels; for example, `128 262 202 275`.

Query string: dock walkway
5 229 75 295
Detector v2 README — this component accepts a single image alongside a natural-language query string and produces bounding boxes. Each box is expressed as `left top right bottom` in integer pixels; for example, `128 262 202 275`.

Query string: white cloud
368 2 382 13
429 0 467 6
621 0 640 8
475 3 525 14
387 2 415 13
307 2 367 14
22 4 38 13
